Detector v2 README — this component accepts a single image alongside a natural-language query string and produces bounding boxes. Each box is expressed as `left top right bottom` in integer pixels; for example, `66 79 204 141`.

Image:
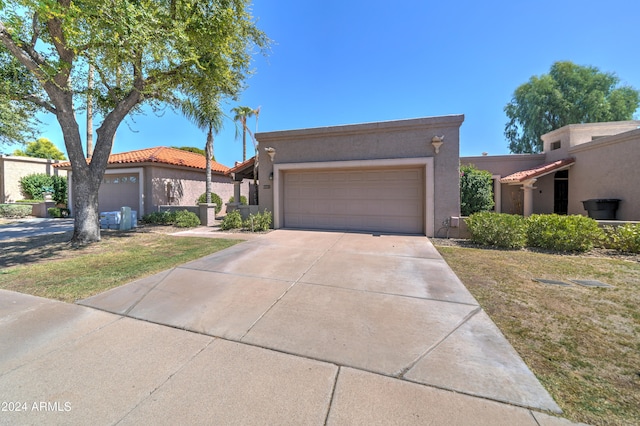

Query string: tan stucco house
461 120 640 221
55 147 243 218
255 115 465 236
0 155 67 203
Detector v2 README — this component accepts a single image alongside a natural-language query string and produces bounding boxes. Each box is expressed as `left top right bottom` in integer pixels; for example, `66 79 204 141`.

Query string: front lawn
435 243 640 426
0 230 241 303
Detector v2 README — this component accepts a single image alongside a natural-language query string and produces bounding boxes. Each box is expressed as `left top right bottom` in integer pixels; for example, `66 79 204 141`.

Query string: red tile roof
55 147 230 173
225 157 255 176
500 158 575 184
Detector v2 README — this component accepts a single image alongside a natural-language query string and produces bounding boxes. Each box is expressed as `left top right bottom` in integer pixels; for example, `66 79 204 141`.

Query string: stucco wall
0 155 67 203
567 129 640 220
145 165 239 215
256 115 465 236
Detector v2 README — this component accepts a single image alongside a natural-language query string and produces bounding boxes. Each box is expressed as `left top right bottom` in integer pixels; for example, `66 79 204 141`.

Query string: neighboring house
55 147 245 217
255 115 465 237
0 155 67 203
461 121 640 221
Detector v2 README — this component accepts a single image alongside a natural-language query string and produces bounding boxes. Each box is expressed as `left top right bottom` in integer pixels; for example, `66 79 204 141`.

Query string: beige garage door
98 173 140 215
283 167 424 234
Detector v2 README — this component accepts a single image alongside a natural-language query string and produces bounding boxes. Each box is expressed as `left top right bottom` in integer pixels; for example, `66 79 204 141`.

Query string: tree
505 61 640 153
232 105 257 161
460 164 494 216
0 0 267 245
13 137 66 160
172 146 207 157
0 48 40 145
179 95 224 204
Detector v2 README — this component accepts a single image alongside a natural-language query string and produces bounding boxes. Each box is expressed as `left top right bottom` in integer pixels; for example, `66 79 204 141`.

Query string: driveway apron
79 229 560 414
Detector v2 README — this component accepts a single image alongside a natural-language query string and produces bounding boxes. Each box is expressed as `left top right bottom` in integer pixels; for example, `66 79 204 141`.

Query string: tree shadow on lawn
0 231 139 269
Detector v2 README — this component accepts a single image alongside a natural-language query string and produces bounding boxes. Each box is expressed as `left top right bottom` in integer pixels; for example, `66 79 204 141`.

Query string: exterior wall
542 121 640 162
256 115 465 236
0 155 67 203
567 128 640 221
145 165 238 215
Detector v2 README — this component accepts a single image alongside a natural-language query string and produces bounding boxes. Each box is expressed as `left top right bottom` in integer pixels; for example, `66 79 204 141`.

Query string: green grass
435 244 640 426
0 231 242 303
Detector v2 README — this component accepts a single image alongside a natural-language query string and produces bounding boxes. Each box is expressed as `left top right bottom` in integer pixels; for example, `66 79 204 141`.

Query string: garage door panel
283 168 424 234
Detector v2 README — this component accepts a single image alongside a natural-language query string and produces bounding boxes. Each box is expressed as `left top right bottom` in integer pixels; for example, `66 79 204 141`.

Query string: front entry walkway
1 230 575 424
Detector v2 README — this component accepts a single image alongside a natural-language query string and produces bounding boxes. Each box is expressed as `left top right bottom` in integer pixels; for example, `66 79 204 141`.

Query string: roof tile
55 147 230 173
500 158 575 183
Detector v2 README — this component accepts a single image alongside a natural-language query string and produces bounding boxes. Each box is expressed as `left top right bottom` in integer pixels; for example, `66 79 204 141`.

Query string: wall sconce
431 135 444 154
269 172 273 180
265 147 276 161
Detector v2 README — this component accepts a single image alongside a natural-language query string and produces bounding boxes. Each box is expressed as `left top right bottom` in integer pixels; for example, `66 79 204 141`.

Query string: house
461 120 640 221
55 147 246 217
255 115 465 237
0 155 67 203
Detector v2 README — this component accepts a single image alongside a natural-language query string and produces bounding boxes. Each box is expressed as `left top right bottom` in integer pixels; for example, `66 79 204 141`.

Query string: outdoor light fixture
269 172 273 180
265 147 276 161
431 135 444 154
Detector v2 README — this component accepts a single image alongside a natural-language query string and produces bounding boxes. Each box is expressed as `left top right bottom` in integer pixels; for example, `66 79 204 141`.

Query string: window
550 141 561 150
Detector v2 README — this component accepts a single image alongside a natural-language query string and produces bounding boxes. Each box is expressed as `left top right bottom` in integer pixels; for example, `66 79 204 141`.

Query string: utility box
120 206 132 231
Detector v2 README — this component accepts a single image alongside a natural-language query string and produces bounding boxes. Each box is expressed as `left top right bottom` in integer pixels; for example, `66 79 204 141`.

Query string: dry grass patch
0 229 241 303
435 243 640 426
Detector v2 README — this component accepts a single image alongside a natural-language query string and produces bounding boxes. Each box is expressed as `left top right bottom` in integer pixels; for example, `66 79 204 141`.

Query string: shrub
526 214 602 252
607 223 640 253
174 210 201 228
19 173 53 200
51 175 68 205
460 164 494 216
228 195 248 205
220 210 243 230
196 192 222 214
142 211 176 225
47 207 70 218
465 212 527 249
0 204 33 218
243 210 272 232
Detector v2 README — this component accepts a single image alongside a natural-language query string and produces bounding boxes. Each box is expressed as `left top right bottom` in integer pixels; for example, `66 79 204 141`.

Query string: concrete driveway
1 230 577 425
0 218 74 240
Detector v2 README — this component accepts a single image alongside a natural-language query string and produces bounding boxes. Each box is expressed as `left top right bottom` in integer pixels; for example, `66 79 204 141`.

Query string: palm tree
180 96 224 204
231 106 257 162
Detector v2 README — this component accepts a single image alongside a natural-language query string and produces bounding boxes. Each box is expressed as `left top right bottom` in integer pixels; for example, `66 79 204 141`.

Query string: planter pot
582 199 620 220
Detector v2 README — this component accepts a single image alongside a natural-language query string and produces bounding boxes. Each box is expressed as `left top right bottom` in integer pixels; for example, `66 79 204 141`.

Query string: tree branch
30 12 40 48
23 94 57 114
0 20 47 78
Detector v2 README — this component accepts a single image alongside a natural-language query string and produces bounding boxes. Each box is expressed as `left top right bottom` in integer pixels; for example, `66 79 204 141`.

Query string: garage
98 172 141 215
283 167 424 234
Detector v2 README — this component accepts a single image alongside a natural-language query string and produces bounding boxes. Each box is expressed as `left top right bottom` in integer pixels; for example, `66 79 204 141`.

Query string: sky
32 0 640 167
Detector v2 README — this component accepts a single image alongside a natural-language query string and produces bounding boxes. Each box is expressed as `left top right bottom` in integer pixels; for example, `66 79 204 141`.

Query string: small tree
13 137 66 160
460 164 494 216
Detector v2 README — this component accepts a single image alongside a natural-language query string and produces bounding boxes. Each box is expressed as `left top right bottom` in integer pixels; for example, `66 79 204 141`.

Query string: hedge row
465 212 640 253
0 204 33 218
220 210 272 232
141 210 201 228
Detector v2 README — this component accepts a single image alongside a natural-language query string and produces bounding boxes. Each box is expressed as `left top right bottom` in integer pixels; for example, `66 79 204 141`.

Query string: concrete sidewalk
0 230 584 424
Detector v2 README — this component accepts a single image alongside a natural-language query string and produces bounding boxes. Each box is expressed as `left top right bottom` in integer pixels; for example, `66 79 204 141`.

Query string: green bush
51 175 68 205
465 212 527 249
0 204 32 218
47 207 70 218
19 173 53 200
142 211 176 225
526 214 602 252
607 223 640 253
243 210 272 232
196 192 222 214
228 195 248 205
174 210 201 228
220 210 242 230
460 164 494 216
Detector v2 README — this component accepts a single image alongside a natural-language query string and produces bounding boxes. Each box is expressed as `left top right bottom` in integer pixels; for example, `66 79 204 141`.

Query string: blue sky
35 0 640 166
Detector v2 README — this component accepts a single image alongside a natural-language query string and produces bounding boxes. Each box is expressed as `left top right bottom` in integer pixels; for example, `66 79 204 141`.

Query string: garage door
98 173 140 215
283 168 424 234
